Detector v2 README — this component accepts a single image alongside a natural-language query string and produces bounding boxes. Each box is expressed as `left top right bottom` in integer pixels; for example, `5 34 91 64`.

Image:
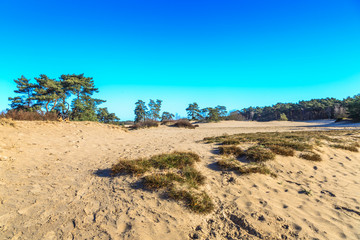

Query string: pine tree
8 76 37 111
186 102 201 120
161 112 175 121
148 99 162 120
134 100 148 122
33 74 63 113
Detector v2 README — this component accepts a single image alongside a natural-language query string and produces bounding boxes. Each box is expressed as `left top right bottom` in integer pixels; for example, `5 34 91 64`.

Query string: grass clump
217 159 277 177
218 146 244 157
143 173 184 189
222 139 241 145
111 151 200 175
111 151 213 213
129 120 159 129
245 146 275 162
330 144 358 152
167 188 214 213
300 152 322 161
268 145 295 156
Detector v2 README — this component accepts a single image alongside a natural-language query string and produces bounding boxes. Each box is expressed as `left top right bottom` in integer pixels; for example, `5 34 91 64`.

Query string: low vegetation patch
129 120 159 129
299 152 322 161
330 144 359 152
0 110 58 121
204 130 360 163
173 119 198 129
267 145 295 156
245 146 276 162
111 152 213 213
167 187 214 213
217 159 276 177
218 146 244 157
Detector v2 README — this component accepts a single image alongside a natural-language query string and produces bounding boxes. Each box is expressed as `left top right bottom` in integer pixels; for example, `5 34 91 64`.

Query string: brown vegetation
217 159 277 177
129 120 159 130
0 110 58 121
111 152 213 213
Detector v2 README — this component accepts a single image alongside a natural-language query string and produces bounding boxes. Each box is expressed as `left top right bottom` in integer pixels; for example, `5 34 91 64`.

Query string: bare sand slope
0 120 359 240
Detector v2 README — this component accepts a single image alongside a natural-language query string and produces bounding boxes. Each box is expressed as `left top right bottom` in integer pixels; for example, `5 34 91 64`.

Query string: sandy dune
0 120 359 240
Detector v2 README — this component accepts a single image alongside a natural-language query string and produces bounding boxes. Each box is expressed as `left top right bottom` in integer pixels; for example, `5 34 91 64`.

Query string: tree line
229 97 360 121
7 74 120 123
5 74 360 123
182 96 360 122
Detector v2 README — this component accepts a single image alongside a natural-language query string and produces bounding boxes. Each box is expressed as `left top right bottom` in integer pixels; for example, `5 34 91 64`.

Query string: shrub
245 146 275 162
0 110 58 121
129 120 159 129
279 113 288 121
173 119 196 129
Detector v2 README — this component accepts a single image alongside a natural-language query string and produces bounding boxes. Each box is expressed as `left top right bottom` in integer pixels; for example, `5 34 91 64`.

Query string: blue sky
0 0 359 120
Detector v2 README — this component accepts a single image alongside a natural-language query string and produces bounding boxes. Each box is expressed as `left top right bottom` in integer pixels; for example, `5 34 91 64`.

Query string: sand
0 120 359 240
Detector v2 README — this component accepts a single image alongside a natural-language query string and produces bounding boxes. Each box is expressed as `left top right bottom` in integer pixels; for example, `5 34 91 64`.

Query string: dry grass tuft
111 151 213 213
111 151 200 175
218 146 244 157
268 145 295 156
167 187 214 213
217 159 277 177
222 139 241 145
299 152 322 161
330 144 358 152
245 146 276 162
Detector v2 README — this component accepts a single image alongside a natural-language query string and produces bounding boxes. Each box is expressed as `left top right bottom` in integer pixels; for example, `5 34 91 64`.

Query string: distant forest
2 74 360 123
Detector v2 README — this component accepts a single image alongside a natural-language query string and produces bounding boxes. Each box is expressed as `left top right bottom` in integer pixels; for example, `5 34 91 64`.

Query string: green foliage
7 73 117 122
147 99 162 121
8 76 37 111
97 107 120 124
279 113 288 121
186 102 201 120
215 105 227 118
232 97 350 121
33 74 64 113
134 100 148 122
347 95 360 121
161 111 175 121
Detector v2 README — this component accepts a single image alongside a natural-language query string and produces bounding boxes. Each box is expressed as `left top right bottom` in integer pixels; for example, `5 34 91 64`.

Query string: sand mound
0 120 359 239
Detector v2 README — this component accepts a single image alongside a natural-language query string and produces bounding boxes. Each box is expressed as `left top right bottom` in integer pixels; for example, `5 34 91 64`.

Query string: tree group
186 103 227 122
8 74 119 123
134 99 166 122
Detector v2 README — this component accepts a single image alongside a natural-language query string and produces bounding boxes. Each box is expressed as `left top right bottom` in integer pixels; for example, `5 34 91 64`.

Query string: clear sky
0 0 359 120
